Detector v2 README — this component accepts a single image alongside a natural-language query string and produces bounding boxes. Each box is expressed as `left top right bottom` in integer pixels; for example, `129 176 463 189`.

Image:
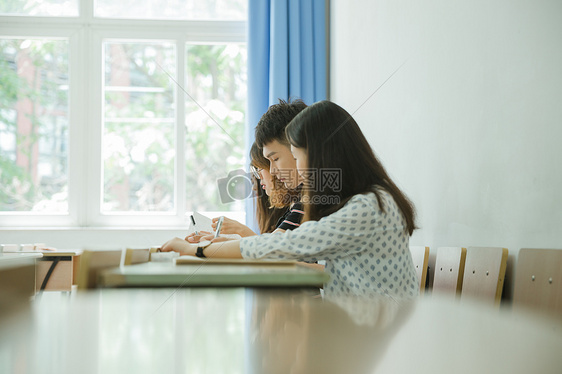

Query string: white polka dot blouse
240 189 419 299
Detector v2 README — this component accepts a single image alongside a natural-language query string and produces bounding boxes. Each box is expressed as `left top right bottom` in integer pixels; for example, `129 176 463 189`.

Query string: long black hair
285 100 417 235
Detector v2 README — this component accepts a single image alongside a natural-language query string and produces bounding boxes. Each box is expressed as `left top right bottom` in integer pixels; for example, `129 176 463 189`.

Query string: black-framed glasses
250 165 262 180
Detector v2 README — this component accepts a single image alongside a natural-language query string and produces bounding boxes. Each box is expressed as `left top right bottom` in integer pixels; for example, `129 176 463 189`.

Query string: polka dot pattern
240 190 419 299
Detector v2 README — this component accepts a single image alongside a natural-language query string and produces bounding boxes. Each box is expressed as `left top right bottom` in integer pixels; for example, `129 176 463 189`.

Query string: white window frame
0 0 247 228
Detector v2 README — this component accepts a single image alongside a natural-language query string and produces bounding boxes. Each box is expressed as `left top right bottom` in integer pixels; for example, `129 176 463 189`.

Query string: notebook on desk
174 257 297 266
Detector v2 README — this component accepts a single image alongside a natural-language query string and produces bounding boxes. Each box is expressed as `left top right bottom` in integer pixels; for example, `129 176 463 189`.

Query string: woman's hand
190 233 235 243
185 231 212 243
162 237 244 259
161 237 196 256
211 217 256 237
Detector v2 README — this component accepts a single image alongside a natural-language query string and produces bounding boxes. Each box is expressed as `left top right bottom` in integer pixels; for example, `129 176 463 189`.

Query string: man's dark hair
254 98 307 147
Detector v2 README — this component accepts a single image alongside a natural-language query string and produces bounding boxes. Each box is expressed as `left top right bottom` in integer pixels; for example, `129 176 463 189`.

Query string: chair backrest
124 247 151 265
461 247 508 306
432 247 467 296
426 249 437 291
409 246 429 293
77 249 123 290
512 248 562 318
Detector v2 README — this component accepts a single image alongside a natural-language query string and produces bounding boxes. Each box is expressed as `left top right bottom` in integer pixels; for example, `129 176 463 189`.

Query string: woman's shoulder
334 192 377 217
344 188 395 211
346 188 382 203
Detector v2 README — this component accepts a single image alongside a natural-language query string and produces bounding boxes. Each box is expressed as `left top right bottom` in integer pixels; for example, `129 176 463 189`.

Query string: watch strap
196 246 206 258
195 240 211 258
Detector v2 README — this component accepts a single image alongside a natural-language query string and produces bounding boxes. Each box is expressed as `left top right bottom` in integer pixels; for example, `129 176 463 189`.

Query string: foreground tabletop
1 288 560 374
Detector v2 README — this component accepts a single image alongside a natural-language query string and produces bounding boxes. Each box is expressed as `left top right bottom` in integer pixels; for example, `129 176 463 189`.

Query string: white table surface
20 249 83 256
0 289 560 374
0 252 43 270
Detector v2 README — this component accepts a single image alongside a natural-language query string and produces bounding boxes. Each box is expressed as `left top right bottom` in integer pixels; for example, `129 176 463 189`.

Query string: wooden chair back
461 247 508 306
432 247 466 296
77 249 122 290
409 246 429 293
426 249 437 291
124 247 151 265
513 248 562 318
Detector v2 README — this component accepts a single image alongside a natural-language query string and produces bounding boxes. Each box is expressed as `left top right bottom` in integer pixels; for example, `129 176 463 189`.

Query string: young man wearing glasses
254 98 308 232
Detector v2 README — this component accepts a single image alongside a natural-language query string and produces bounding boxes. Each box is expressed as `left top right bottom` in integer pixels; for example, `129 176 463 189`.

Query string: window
0 0 79 17
102 40 177 213
0 38 69 214
0 0 247 227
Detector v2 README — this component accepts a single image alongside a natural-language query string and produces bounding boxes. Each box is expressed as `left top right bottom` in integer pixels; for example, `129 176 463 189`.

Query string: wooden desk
99 260 329 288
1 289 560 374
21 250 82 291
0 253 42 315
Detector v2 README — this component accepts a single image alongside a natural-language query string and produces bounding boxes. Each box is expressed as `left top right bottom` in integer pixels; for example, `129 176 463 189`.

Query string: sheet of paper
190 212 214 234
188 212 243 240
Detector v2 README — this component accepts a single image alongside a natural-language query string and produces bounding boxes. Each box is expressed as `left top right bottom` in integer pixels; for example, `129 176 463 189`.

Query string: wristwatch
196 240 212 258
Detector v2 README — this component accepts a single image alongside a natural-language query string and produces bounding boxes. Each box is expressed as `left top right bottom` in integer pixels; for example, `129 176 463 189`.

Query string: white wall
330 0 562 254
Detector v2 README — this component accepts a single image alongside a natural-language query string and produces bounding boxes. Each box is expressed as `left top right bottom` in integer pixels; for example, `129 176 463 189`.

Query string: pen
214 216 224 239
190 215 199 235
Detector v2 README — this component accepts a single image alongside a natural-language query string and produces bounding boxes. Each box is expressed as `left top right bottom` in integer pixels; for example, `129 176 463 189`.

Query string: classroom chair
512 248 562 320
425 248 437 293
409 246 429 294
432 247 467 297
124 247 151 265
460 247 508 307
76 249 123 290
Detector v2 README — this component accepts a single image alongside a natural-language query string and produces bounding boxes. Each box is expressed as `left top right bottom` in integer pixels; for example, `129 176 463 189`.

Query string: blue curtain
245 0 327 232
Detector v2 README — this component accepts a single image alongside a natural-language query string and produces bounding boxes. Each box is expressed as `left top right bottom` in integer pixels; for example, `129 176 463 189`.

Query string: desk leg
40 258 60 291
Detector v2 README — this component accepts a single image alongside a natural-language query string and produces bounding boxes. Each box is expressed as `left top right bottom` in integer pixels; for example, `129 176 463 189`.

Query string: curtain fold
246 0 327 232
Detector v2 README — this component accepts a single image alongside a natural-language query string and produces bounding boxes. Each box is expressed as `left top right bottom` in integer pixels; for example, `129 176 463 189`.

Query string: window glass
0 0 78 16
0 38 69 213
102 41 176 212
94 0 247 20
0 4 248 224
184 43 247 212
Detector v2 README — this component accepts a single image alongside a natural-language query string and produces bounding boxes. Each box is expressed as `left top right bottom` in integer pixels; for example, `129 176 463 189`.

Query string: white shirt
240 190 419 299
